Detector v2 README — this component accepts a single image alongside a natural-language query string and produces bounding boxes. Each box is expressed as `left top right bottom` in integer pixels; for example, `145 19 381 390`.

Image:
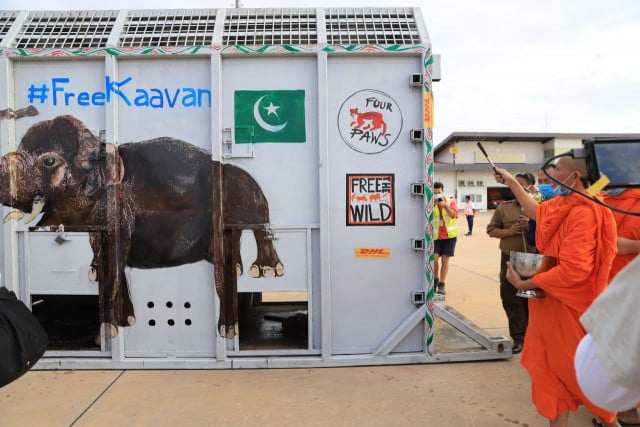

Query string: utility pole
449 145 459 201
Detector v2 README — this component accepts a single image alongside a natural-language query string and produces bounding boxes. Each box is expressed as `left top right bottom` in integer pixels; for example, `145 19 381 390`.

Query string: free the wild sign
346 174 395 226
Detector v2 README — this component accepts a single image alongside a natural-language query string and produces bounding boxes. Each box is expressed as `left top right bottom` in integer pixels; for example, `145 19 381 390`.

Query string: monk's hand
494 166 515 186
505 261 523 288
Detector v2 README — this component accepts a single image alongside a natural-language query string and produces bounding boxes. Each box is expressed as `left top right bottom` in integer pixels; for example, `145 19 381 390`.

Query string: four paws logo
338 89 403 154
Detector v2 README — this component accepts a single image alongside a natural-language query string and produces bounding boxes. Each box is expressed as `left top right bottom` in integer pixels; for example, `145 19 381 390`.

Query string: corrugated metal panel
119 9 217 47
0 11 19 40
12 10 118 49
223 8 317 45
325 8 420 44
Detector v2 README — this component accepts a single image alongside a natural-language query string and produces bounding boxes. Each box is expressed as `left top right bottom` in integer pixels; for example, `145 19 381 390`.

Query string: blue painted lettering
51 77 70 106
26 76 211 109
77 92 90 106
165 89 180 108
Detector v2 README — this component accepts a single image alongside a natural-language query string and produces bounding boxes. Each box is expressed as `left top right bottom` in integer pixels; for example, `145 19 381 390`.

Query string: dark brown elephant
0 115 283 338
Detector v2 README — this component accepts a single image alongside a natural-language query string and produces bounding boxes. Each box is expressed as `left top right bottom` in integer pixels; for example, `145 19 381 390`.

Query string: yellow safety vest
434 201 459 239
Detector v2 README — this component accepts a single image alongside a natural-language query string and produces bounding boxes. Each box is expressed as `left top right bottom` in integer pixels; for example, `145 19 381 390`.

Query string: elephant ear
49 115 87 159
19 115 82 158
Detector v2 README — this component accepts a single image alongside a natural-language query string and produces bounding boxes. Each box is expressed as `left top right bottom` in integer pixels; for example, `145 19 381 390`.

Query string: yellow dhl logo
354 247 390 258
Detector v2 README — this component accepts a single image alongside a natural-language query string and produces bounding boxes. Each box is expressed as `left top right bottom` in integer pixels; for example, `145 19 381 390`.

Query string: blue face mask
606 188 625 197
538 184 554 199
553 173 576 197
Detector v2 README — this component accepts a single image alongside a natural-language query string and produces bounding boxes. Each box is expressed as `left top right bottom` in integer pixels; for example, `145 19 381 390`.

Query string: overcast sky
5 0 640 144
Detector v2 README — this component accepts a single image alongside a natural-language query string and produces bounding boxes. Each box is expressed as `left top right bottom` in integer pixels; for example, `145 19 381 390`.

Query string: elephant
0 114 283 338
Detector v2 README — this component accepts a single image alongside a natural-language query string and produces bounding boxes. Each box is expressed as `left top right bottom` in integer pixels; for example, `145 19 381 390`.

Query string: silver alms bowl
510 251 544 278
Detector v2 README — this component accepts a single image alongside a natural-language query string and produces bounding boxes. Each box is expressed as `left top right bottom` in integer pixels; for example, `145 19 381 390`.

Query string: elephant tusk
3 210 25 223
23 199 44 224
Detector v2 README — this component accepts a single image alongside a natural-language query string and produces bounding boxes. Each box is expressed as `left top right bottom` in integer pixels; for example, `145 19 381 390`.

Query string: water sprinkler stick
476 141 497 170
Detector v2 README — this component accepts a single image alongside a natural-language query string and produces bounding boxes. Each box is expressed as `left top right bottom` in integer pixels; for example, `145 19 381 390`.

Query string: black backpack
0 287 49 388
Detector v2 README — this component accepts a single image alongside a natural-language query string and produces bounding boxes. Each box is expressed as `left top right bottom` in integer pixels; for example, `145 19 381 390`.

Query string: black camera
583 139 640 188
436 195 444 202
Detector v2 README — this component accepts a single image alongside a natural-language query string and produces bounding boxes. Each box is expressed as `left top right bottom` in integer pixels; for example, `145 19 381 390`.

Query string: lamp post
449 146 459 202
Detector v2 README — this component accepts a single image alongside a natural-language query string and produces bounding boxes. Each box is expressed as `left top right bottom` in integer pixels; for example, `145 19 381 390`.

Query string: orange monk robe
603 188 640 280
523 193 618 422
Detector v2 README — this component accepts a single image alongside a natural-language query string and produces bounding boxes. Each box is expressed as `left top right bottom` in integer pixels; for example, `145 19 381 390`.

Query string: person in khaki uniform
486 174 535 354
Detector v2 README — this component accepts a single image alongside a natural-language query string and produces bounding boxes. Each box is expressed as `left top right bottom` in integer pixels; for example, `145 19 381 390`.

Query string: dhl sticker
354 247 391 259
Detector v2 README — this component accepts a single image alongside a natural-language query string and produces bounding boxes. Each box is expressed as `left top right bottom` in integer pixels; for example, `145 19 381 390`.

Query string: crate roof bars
120 9 217 48
325 8 420 45
3 7 422 49
13 10 118 49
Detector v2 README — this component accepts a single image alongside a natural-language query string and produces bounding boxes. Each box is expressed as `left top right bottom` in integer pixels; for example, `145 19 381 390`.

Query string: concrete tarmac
0 212 597 426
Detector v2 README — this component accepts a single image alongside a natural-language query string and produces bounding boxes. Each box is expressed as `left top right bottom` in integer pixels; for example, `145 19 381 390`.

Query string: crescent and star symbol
253 95 288 133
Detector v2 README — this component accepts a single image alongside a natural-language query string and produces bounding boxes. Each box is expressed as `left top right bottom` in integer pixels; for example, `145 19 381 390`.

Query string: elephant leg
248 228 284 278
233 229 243 277
89 231 115 342
223 228 239 338
212 162 238 338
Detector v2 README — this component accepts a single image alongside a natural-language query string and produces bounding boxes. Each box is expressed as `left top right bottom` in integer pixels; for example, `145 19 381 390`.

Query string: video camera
580 138 640 188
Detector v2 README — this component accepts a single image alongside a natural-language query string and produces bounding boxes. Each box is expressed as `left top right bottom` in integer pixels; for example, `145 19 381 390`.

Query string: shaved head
556 156 587 175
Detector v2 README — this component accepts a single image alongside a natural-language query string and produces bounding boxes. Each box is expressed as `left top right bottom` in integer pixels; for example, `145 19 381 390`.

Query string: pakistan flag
234 90 306 143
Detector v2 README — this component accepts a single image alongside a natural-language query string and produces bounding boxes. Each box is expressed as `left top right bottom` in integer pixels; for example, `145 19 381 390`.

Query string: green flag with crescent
234 90 306 143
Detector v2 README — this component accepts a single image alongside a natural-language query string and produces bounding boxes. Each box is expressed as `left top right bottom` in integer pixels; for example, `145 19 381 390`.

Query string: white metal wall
327 55 425 354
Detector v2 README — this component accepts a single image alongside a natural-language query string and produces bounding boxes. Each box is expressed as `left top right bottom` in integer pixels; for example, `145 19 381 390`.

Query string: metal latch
54 224 71 244
223 127 255 159
264 224 279 241
222 127 233 159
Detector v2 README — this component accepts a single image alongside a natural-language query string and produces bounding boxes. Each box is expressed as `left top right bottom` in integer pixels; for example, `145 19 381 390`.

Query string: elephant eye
41 157 58 168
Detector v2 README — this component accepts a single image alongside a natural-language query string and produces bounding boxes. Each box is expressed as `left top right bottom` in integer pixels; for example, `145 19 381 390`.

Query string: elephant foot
219 322 239 338
88 267 97 282
248 262 285 278
262 266 275 278
100 322 118 340
248 264 261 278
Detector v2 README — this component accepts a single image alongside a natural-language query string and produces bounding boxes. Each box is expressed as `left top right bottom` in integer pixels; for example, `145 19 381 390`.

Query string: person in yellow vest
433 182 459 295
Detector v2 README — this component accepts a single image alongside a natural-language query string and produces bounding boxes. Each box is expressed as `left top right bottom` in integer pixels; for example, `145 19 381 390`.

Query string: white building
434 132 640 210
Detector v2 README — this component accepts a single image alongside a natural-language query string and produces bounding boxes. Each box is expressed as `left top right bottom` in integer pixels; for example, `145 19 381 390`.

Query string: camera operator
432 182 459 295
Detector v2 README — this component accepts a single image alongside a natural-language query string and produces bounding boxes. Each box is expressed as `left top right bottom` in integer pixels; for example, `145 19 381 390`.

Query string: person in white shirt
575 256 640 415
463 195 476 236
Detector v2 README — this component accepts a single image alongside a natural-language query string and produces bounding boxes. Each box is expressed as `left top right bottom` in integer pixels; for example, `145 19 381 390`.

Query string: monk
494 156 620 427
598 188 640 426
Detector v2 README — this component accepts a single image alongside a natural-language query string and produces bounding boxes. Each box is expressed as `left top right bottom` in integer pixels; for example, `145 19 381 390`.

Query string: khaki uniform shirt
486 199 535 255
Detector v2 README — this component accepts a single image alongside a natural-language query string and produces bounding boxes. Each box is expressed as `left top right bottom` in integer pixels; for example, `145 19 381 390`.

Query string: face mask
538 184 554 199
606 188 625 197
553 173 576 197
